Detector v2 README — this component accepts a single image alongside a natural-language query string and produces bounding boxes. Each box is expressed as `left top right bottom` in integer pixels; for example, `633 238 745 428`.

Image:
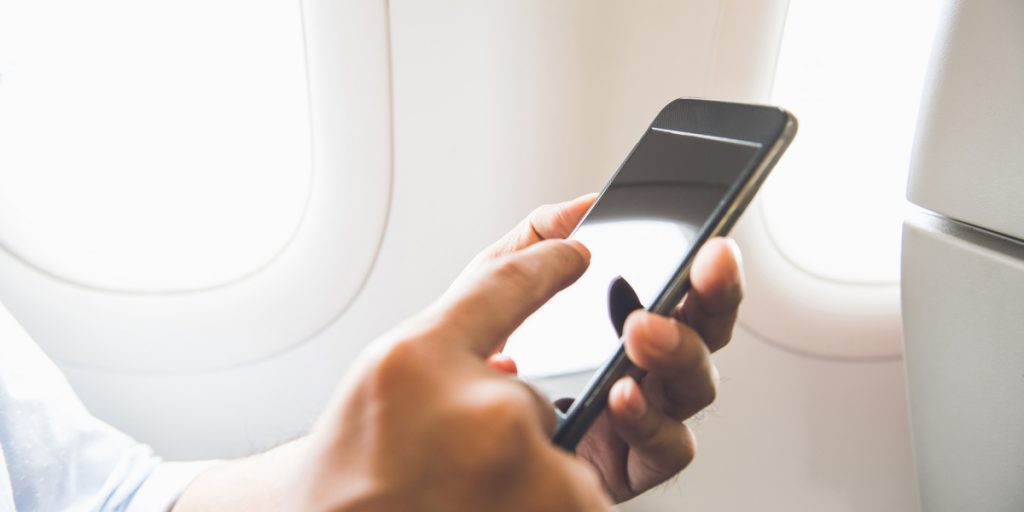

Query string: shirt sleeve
126 461 218 512
0 302 213 511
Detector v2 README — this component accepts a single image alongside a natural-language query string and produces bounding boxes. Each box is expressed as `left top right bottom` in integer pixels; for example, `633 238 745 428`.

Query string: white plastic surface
0 0 393 371
908 0 1024 241
902 214 1024 511
732 201 904 359
0 1 924 510
901 3 1024 509
42 0 794 454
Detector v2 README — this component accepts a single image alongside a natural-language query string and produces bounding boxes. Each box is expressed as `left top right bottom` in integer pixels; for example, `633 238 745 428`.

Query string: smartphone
503 98 797 451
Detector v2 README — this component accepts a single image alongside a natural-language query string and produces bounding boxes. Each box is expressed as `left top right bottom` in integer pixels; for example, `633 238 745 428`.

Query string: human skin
172 194 743 510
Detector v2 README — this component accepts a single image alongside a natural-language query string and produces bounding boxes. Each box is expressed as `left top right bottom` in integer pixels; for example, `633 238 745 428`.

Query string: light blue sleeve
0 303 214 511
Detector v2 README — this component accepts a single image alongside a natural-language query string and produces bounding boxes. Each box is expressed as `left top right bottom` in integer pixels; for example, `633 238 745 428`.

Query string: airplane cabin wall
0 1 921 510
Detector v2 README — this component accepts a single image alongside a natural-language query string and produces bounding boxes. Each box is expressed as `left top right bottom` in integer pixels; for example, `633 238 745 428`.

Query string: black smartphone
504 98 797 451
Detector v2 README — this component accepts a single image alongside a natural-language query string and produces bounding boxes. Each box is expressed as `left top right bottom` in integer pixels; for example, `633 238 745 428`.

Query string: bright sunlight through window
0 1 311 292
762 0 944 284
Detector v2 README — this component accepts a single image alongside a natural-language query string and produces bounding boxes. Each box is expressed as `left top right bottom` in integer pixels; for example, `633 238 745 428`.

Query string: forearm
171 437 309 511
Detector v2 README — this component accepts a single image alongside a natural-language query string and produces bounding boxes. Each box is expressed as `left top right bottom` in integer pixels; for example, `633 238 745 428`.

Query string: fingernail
623 378 647 417
725 238 746 288
575 192 598 205
644 315 679 354
568 240 591 263
487 353 519 375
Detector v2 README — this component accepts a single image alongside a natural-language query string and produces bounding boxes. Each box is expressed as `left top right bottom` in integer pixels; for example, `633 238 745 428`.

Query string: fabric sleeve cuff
126 460 220 512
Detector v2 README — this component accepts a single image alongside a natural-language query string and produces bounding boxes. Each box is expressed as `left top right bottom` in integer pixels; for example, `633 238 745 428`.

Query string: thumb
433 238 590 358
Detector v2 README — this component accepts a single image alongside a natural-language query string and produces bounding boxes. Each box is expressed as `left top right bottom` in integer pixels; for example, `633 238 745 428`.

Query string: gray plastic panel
908 0 1024 241
901 213 1024 512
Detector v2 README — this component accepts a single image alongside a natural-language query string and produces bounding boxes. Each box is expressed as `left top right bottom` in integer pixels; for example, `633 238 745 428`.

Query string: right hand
290 231 611 511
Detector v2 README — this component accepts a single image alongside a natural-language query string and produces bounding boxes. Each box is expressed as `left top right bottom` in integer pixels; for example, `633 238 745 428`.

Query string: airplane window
0 1 311 292
761 0 944 284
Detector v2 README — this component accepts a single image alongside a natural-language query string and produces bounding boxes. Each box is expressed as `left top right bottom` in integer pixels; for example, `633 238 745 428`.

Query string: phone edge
552 108 798 451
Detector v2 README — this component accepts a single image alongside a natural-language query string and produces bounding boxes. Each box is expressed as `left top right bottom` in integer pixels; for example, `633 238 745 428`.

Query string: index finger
435 239 590 357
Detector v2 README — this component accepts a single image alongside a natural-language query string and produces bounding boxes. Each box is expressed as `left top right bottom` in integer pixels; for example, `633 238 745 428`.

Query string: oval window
761 0 944 284
0 1 311 292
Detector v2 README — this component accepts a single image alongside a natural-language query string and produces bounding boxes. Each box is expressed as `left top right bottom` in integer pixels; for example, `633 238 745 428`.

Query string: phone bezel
551 98 797 451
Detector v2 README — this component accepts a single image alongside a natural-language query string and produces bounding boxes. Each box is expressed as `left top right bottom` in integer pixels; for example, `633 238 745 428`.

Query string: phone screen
505 126 762 399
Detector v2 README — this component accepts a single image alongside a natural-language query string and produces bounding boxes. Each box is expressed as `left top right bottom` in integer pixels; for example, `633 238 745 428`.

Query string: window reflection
506 217 693 378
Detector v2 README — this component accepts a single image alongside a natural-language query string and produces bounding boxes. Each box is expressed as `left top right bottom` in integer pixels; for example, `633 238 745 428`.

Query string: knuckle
666 365 718 417
369 338 424 389
456 386 536 463
529 204 551 222
525 205 552 235
696 372 718 406
679 428 698 468
380 336 420 368
490 256 541 297
554 207 575 235
487 241 584 301
479 387 536 434
670 442 696 474
681 329 711 370
553 242 584 272
554 238 584 264
718 323 737 346
538 240 587 285
349 337 437 424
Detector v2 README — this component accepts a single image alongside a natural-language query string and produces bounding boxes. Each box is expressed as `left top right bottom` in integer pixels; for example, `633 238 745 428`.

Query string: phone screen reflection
504 128 759 401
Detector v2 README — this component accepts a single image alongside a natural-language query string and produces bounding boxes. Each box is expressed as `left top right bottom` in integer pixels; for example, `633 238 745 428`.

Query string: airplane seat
902 1 1024 510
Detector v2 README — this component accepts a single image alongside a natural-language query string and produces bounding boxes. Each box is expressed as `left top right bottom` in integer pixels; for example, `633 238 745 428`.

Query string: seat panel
908 0 1024 241
902 214 1024 511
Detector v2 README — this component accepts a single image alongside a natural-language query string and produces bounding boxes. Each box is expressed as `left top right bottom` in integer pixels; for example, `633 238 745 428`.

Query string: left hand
462 194 744 502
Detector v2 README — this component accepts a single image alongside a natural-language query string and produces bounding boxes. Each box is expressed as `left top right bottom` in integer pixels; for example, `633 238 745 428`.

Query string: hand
470 195 744 503
577 236 742 501
172 195 736 511
290 219 611 511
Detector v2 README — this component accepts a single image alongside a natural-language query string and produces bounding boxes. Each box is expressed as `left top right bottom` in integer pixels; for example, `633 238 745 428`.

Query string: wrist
172 437 309 511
